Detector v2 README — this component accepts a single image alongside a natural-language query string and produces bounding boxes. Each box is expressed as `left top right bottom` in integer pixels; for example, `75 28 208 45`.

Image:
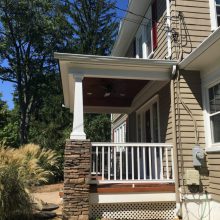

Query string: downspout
166 0 172 59
171 65 182 218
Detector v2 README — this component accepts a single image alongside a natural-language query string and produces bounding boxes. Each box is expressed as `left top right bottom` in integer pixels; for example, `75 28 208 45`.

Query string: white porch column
70 74 86 140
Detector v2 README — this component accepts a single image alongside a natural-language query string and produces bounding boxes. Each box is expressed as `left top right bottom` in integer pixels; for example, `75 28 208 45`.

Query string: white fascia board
179 27 220 70
55 54 177 79
54 53 177 72
111 0 151 57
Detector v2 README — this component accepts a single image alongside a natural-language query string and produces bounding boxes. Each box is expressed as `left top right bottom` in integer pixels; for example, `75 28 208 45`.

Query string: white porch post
70 74 86 140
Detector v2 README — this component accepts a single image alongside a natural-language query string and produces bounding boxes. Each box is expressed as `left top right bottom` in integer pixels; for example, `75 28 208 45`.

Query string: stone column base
63 139 91 220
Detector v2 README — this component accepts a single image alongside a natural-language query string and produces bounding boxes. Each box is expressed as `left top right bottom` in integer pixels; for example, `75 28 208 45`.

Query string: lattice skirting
90 202 176 220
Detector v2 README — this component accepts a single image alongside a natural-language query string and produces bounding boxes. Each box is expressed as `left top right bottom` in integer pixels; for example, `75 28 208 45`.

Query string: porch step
90 183 175 193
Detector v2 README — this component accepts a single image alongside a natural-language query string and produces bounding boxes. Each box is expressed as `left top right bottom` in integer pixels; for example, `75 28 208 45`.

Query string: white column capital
72 73 84 81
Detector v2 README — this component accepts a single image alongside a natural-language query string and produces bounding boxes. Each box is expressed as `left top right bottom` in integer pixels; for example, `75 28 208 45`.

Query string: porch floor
90 183 175 193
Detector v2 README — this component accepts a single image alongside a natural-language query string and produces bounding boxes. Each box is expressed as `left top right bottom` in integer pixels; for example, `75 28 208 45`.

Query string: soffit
179 27 220 73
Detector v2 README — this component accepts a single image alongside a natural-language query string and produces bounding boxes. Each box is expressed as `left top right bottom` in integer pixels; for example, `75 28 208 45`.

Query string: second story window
210 0 220 30
135 1 158 59
216 0 220 26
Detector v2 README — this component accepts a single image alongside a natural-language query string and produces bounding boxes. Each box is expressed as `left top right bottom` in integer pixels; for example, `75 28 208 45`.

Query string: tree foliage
0 0 118 176
0 93 19 147
0 0 72 144
68 0 118 55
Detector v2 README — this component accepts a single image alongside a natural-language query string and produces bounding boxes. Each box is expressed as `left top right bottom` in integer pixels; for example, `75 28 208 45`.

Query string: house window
136 96 160 143
216 0 220 26
208 82 220 143
114 122 126 143
210 0 220 30
135 1 157 59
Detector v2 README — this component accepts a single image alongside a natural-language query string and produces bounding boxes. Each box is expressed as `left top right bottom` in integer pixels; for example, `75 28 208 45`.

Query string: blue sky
0 0 128 110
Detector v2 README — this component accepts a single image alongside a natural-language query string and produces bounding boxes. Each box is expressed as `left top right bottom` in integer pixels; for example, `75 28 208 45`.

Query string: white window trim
136 95 161 143
209 0 218 31
136 26 144 59
202 75 220 152
135 5 154 59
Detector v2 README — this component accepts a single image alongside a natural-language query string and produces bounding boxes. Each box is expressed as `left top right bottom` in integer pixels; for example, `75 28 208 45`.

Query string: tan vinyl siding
207 152 220 202
171 0 211 59
174 70 208 190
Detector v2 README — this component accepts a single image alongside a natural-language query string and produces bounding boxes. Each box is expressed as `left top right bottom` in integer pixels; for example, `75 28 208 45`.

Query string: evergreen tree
68 0 118 55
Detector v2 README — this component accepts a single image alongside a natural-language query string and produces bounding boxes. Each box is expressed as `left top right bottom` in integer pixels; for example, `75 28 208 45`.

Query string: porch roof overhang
179 27 220 72
54 53 177 113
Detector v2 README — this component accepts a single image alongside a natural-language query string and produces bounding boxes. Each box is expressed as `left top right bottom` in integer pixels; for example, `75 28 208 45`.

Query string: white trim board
89 192 176 204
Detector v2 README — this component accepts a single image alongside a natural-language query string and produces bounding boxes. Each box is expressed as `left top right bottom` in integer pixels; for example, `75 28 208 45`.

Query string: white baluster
96 147 98 176
137 146 140 180
154 147 158 180
120 146 122 180
102 146 104 180
166 147 169 179
132 146 134 180
149 147 152 180
171 147 174 180
143 147 146 180
108 146 110 180
126 146 128 180
160 147 163 180
114 146 116 180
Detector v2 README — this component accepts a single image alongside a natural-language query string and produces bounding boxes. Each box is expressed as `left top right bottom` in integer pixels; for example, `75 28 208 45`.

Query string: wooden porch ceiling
83 77 148 107
54 53 177 113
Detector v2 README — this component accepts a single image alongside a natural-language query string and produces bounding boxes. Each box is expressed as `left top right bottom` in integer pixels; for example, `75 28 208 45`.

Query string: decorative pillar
70 74 86 140
63 140 91 220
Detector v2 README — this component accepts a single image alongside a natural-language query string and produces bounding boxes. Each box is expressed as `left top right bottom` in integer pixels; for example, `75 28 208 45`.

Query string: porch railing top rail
91 142 173 147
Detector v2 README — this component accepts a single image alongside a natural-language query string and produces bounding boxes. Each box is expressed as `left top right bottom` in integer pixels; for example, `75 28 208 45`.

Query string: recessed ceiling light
104 92 111 97
120 93 125 97
87 92 93 96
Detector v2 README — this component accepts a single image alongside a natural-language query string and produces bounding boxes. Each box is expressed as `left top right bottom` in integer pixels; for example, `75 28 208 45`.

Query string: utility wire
114 15 166 32
114 5 165 27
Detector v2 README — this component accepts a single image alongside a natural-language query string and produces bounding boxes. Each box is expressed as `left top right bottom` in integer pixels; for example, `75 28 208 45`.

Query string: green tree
0 0 72 144
0 93 8 128
0 93 19 147
68 0 118 55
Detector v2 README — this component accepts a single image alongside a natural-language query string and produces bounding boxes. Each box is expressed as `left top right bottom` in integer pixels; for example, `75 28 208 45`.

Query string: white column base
70 131 86 140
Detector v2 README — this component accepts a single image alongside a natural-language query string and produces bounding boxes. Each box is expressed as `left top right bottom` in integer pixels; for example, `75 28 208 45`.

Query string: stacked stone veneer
63 139 91 220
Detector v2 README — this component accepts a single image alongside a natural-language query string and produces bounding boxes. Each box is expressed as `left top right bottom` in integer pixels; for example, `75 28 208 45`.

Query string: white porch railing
90 143 174 184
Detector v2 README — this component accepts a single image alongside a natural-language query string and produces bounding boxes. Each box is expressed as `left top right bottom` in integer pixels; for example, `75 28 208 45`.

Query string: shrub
0 143 59 219
0 144 59 187
0 164 33 220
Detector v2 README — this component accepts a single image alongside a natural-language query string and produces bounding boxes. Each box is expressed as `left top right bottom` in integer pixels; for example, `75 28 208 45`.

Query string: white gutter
165 0 172 59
